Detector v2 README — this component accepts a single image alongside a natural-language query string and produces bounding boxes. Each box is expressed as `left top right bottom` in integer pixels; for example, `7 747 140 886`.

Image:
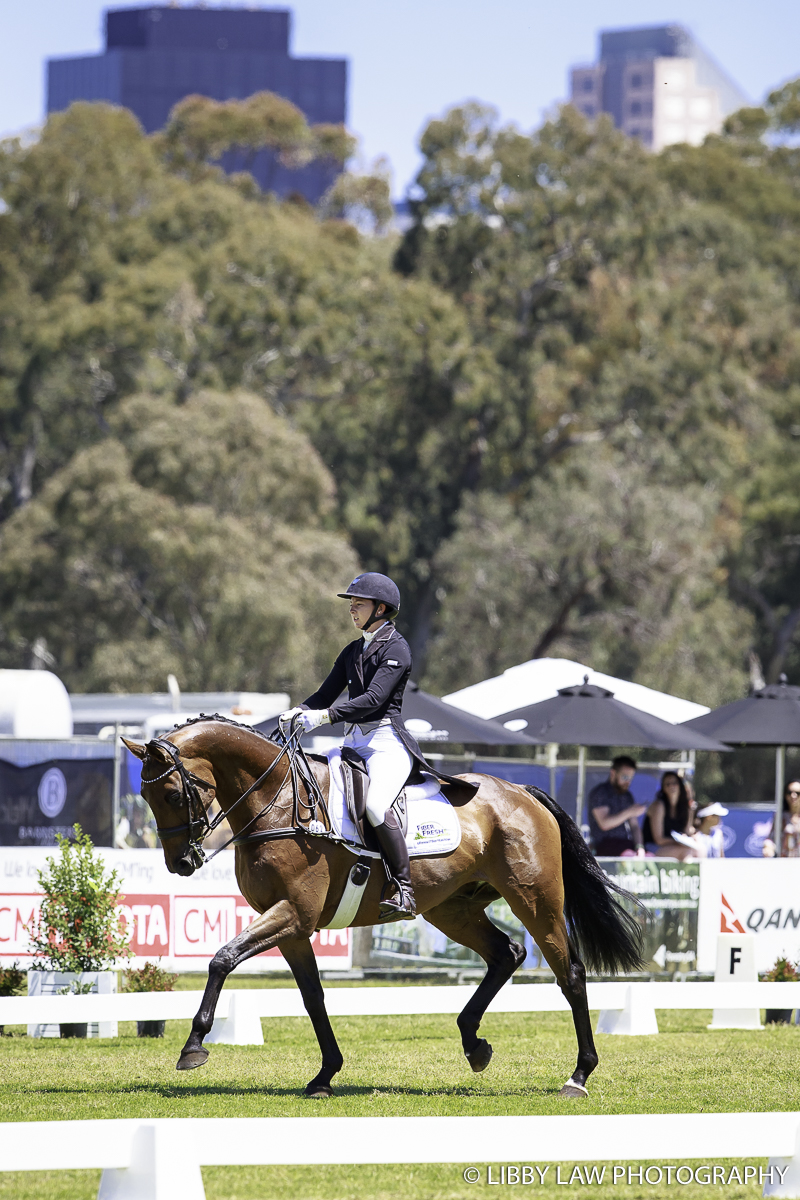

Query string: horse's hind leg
425 894 526 1073
558 940 597 1098
498 889 597 1099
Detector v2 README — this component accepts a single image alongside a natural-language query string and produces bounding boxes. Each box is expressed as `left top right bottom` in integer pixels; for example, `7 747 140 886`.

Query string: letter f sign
730 947 742 973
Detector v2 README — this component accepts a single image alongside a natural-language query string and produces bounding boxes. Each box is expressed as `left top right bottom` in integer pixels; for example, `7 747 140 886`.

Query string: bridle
140 716 329 867
141 739 218 868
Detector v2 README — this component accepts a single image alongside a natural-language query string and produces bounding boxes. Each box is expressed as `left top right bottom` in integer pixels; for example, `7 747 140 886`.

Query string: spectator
643 771 694 860
762 780 800 858
692 802 727 858
588 755 646 857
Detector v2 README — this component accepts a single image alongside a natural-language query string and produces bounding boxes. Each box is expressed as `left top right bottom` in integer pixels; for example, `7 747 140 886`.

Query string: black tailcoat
303 624 478 798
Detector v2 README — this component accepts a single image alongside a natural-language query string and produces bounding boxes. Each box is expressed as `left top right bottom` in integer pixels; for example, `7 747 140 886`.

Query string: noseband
140 720 328 867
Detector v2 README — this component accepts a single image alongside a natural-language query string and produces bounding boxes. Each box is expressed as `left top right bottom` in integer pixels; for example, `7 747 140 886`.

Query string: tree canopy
2 87 800 706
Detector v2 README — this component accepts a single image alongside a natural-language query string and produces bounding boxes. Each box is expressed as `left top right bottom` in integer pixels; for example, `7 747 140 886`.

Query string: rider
279 573 421 920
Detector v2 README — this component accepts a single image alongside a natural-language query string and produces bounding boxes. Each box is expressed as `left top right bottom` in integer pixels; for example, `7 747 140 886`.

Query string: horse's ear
146 740 175 765
121 737 146 760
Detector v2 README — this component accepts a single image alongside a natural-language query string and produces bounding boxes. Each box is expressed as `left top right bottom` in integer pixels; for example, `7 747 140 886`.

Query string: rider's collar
362 623 389 644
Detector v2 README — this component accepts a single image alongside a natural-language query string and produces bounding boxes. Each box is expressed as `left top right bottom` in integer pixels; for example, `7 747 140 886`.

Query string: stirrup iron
378 880 416 920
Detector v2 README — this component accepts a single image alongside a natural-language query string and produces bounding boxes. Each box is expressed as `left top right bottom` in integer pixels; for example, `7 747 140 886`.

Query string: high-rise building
47 6 348 203
569 25 748 151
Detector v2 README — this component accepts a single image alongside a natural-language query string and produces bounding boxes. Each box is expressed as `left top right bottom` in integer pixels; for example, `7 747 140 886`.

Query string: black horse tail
525 786 645 974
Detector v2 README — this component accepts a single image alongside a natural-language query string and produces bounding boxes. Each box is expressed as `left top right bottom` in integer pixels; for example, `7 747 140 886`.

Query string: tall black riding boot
372 809 416 920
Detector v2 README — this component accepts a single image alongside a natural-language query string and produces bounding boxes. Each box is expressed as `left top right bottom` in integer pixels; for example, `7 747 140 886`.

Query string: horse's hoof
558 1083 589 1100
305 1082 334 1098
466 1038 493 1073
176 1049 209 1071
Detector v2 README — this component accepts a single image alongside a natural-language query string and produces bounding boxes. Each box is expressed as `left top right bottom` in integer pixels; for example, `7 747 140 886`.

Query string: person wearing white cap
692 802 728 859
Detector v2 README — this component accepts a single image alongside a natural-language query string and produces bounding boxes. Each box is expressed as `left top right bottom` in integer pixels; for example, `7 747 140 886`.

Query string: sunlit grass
0 1008 795 1197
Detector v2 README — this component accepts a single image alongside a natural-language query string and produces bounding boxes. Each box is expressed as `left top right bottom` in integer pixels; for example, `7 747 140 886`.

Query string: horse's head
122 734 217 876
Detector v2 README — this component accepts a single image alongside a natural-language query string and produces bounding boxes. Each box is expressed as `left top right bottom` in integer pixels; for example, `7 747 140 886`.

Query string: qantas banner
0 847 350 972
697 858 800 972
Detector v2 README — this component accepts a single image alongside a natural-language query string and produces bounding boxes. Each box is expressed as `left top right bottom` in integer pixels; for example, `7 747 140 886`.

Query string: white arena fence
0 1113 799 1199
3 981 800 1043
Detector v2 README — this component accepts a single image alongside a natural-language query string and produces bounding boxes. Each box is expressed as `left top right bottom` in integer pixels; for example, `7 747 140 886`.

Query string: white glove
298 709 329 732
278 707 303 727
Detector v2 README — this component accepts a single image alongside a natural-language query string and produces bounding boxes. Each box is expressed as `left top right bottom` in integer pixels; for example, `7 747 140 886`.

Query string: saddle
339 746 408 854
320 747 471 854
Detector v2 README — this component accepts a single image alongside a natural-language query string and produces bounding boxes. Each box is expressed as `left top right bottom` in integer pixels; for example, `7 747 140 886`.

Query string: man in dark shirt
588 755 646 857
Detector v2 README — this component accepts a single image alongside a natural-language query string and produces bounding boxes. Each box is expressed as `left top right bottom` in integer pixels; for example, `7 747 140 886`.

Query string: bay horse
123 717 642 1098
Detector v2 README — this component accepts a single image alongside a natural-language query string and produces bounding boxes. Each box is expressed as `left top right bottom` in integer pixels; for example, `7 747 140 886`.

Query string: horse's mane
162 712 280 749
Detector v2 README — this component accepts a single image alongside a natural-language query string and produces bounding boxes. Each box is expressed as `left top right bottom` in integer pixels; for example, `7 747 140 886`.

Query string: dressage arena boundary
1 1113 799 1199
3 981 800 1042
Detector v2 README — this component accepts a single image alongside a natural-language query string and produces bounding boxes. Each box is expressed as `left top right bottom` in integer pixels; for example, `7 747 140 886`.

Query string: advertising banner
697 858 800 973
599 858 700 972
0 754 113 847
0 847 350 972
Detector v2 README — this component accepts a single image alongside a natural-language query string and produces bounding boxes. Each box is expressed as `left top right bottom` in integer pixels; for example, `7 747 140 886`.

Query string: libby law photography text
462 1163 787 1186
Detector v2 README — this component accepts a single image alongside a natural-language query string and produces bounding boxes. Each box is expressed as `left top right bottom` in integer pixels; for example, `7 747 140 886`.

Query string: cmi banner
0 847 350 971
697 858 800 972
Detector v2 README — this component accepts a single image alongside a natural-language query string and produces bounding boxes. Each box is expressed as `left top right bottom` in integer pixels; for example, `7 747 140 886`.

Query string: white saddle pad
325 748 462 857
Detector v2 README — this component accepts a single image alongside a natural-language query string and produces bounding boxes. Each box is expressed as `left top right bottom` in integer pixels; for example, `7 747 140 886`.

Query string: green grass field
0 998 796 1199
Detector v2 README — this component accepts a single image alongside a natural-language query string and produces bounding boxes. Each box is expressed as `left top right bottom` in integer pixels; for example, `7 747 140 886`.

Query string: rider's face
349 598 385 629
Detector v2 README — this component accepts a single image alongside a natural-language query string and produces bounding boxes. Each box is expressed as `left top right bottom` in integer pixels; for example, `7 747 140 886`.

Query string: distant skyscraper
47 6 348 203
569 25 748 151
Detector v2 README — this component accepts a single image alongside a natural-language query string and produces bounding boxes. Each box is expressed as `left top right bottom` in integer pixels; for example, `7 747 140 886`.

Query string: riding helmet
338 573 401 620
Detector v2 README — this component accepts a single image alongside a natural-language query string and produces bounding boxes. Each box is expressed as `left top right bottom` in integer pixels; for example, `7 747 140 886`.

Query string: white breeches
343 721 412 826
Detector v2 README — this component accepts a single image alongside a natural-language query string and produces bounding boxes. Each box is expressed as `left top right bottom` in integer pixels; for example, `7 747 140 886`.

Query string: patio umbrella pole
575 745 587 838
775 744 786 859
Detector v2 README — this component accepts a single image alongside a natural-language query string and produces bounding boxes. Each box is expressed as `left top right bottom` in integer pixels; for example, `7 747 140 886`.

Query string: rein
141 717 330 866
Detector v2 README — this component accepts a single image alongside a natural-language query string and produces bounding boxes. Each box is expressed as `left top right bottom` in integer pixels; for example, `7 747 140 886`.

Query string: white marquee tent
443 657 709 727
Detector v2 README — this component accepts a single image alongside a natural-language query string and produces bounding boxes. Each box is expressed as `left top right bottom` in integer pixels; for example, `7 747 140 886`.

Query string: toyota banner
0 847 350 972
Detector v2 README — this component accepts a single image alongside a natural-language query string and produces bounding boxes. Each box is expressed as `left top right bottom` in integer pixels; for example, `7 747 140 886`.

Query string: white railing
0 1113 798 1199
1 981 798 1043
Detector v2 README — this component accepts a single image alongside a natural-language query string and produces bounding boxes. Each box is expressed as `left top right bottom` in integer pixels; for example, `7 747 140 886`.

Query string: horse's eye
164 789 182 804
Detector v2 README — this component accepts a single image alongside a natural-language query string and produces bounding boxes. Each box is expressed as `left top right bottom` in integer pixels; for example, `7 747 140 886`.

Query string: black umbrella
400 682 538 745
682 676 800 856
256 682 538 746
495 677 729 831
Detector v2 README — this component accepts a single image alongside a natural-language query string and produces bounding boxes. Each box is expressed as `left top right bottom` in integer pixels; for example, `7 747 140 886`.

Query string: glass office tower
569 25 748 150
47 6 348 203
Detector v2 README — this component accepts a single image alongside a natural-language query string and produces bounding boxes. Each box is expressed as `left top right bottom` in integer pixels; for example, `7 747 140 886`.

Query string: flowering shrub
760 955 800 982
0 963 26 997
122 962 177 993
28 825 133 971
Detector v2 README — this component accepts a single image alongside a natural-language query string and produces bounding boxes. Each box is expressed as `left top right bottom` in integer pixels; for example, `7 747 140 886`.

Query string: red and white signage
697 859 800 972
0 894 40 956
0 848 350 972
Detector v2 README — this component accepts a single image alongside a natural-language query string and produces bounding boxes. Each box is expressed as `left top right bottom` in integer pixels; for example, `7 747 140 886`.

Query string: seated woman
643 771 694 860
762 779 800 858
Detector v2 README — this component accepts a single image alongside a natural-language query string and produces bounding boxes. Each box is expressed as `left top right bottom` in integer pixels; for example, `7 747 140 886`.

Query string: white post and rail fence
0 1113 799 1199
3 975 800 1043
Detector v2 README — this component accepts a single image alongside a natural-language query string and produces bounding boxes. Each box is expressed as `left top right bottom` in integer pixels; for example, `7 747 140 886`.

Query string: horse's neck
177 723 330 834
181 724 287 829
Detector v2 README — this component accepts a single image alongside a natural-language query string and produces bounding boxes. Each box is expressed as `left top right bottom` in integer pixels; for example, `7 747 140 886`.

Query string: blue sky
3 1 799 197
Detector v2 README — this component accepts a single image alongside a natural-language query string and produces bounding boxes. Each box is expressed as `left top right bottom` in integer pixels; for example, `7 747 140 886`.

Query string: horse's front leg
279 937 344 1097
177 898 299 1071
